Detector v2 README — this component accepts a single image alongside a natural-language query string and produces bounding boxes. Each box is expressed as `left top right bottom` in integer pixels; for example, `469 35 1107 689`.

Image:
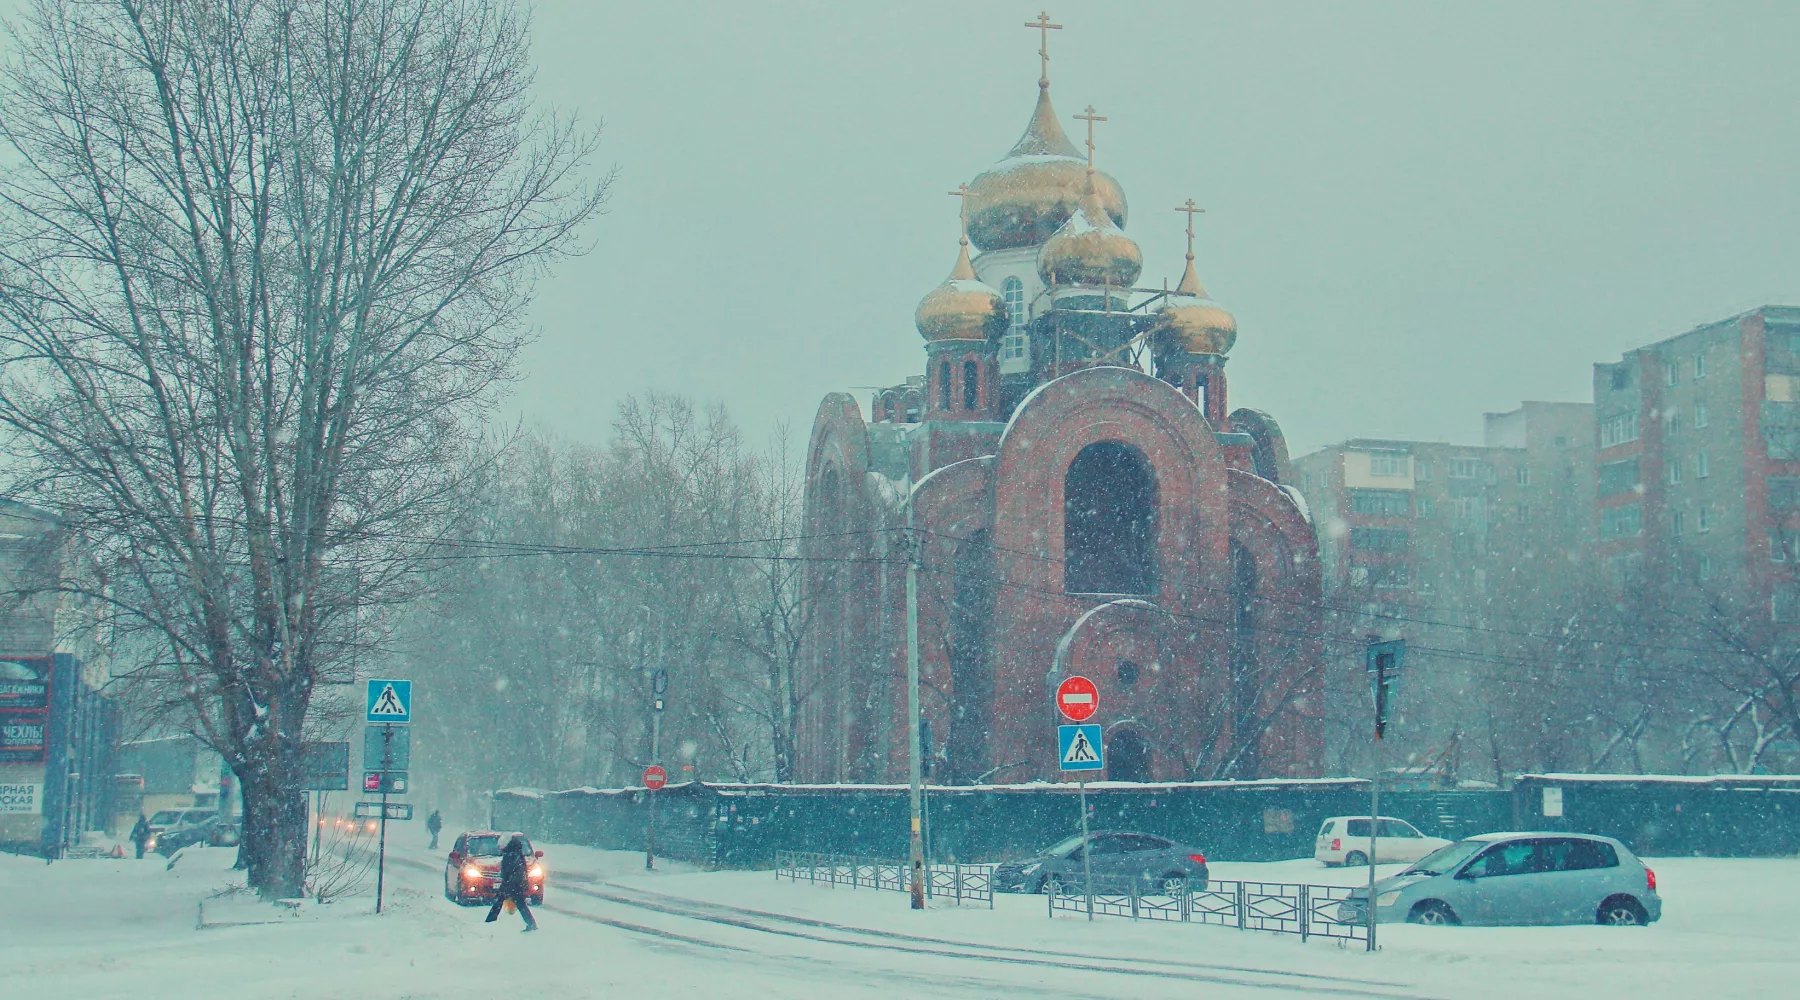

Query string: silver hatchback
1336 832 1662 926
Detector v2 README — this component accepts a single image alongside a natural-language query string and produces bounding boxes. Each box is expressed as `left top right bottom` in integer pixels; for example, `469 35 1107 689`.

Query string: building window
1600 412 1640 448
1773 528 1794 562
1001 277 1029 364
1415 460 1432 481
938 360 951 411
1416 495 1434 517
1368 451 1409 477
1302 472 1313 490
1698 505 1712 532
1665 360 1679 386
1665 410 1681 438
1349 490 1410 518
1064 441 1158 594
1667 459 1683 486
1698 556 1713 580
1694 351 1708 379
1770 477 1800 509
1775 585 1800 623
1516 467 1530 486
1350 527 1409 552
1694 402 1708 429
1601 503 1642 539
1599 458 1640 497
1671 510 1685 536
1610 366 1630 390
1696 453 1709 479
962 359 979 410
1452 496 1481 521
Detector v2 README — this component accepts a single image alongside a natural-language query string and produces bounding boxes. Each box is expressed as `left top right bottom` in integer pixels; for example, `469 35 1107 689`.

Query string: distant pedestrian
426 809 442 850
483 835 538 931
129 814 151 860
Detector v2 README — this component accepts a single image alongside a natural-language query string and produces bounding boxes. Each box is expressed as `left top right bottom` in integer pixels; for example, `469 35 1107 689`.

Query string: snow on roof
1277 484 1312 524
504 777 1369 799
1523 773 1800 786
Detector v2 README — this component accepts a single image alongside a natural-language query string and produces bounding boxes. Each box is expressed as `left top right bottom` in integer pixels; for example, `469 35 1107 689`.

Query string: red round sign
642 765 668 791
1056 675 1099 722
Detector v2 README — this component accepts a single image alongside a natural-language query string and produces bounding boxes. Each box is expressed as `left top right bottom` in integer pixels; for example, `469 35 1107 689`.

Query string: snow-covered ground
3 839 1796 999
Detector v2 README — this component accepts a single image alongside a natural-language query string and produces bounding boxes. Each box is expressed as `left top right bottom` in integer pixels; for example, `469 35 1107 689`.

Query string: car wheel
1598 895 1648 926
1408 900 1460 926
1159 872 1189 897
1344 850 1369 867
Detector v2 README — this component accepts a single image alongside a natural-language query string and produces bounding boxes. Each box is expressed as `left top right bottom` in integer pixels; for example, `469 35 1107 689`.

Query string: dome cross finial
948 183 973 248
1074 105 1107 173
1176 199 1206 262
1025 11 1062 90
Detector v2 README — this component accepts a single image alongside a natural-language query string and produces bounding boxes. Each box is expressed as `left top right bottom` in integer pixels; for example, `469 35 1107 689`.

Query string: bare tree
0 0 606 896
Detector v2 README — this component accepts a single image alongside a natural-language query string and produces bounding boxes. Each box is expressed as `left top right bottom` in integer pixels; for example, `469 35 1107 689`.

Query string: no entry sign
1055 675 1098 722
642 765 668 791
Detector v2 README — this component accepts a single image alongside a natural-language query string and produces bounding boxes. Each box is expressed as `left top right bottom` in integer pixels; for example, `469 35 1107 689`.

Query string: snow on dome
1036 174 1142 288
965 86 1127 252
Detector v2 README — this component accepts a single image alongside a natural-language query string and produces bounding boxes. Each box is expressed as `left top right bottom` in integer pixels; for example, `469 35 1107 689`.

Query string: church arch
1105 727 1152 782
1064 441 1158 594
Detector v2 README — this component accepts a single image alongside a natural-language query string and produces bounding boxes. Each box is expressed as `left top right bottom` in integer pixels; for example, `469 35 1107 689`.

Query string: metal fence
1046 874 1367 943
774 850 995 906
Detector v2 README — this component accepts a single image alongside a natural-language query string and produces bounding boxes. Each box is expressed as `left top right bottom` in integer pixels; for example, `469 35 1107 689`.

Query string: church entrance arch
1105 727 1152 782
1064 441 1157 594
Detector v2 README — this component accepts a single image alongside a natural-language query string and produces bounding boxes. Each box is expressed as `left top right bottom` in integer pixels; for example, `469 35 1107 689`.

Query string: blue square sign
1057 724 1104 772
365 679 412 724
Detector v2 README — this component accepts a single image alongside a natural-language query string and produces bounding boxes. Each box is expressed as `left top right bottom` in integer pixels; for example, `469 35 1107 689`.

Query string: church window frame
938 360 952 412
1001 277 1028 362
963 358 980 410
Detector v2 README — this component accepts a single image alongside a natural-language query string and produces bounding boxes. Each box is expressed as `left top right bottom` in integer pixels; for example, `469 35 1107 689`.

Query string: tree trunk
239 771 309 899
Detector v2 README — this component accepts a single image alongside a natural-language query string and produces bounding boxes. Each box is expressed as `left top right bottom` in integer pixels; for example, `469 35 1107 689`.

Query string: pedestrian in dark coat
129 814 151 860
426 809 442 850
483 835 537 931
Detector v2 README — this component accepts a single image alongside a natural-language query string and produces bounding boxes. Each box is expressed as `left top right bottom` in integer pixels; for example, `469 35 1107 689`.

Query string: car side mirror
449 852 462 862
534 851 543 859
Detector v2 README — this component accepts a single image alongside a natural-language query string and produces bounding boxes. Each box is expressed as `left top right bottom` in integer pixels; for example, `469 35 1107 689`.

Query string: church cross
1025 12 1062 88
1074 105 1106 170
948 183 972 245
1175 199 1206 259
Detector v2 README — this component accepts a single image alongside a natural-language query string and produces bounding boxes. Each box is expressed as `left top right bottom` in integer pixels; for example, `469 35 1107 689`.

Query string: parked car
993 831 1208 895
144 807 219 853
443 831 546 906
1315 815 1451 866
154 815 240 855
1335 832 1661 927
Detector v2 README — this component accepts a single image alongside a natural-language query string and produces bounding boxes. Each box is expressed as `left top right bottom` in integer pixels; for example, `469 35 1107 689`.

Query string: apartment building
1593 305 1800 620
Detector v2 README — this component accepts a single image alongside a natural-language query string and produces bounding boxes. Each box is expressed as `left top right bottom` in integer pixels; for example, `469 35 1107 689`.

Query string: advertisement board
0 714 47 763
0 782 42 815
0 657 50 710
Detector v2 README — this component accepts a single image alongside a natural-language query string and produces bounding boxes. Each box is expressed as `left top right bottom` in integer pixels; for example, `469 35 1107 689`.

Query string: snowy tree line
400 396 817 816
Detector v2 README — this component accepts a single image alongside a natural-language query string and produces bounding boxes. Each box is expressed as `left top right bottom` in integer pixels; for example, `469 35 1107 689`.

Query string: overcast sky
13 2 1800 456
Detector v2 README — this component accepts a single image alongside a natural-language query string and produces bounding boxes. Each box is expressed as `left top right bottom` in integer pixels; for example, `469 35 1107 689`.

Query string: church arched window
938 360 952 412
1064 441 1158 594
1001 277 1028 365
963 359 979 410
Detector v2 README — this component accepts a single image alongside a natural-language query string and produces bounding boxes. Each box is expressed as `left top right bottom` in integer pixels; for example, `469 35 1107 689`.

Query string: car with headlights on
444 831 545 906
992 831 1208 896
1334 832 1661 927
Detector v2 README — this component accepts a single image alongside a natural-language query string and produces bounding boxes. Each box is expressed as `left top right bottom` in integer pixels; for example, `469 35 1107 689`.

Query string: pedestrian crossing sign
1057 724 1104 772
365 679 413 724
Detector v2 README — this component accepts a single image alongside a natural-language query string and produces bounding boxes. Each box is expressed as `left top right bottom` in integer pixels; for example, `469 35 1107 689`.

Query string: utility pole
1364 637 1404 951
647 667 667 871
905 485 926 910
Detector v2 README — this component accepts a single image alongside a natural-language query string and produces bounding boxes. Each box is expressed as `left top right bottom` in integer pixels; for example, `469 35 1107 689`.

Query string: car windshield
1041 834 1087 858
148 810 181 826
1405 839 1488 875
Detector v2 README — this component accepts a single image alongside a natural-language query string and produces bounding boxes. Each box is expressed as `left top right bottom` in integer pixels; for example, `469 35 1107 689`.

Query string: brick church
798 30 1323 785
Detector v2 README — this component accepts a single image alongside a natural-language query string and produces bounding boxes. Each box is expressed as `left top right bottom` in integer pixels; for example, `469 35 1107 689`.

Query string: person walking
426 809 442 850
129 814 151 860
483 835 538 932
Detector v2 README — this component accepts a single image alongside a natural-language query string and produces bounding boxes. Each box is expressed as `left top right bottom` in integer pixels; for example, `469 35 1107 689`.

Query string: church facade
798 49 1324 785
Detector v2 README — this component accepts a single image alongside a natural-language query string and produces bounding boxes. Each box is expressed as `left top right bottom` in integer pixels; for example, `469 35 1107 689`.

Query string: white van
1315 815 1451 866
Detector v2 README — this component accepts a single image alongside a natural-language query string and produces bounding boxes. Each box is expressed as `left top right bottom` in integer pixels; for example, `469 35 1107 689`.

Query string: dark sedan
994 831 1209 895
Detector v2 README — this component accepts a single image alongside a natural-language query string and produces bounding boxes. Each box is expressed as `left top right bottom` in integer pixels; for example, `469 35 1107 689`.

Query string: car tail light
1331 838 1340 851
1187 853 1207 865
1645 867 1657 891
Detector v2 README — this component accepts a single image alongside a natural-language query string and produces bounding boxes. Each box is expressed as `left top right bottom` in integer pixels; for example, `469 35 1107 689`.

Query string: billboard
0 782 42 815
0 657 50 710
0 714 46 763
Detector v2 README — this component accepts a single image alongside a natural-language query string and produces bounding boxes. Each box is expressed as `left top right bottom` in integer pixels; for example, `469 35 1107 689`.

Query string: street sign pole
377 724 391 914
647 669 667 871
1364 638 1404 952
1079 779 1093 921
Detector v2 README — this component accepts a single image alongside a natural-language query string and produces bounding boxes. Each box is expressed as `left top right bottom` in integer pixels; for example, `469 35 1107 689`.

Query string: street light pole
905 483 925 910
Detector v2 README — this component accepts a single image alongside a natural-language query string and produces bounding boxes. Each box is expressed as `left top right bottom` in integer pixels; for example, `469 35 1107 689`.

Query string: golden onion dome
965 86 1127 252
1036 173 1143 288
915 240 1006 343
1157 256 1237 355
